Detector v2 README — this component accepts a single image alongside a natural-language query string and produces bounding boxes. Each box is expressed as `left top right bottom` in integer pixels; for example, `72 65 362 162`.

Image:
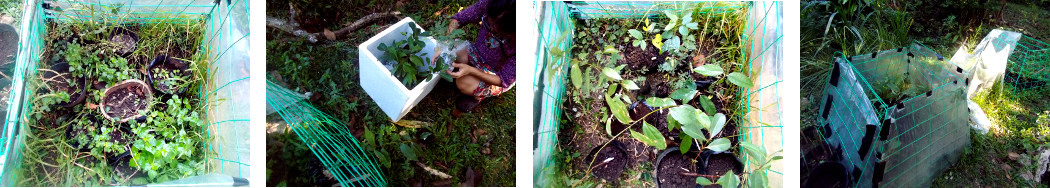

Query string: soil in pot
803 162 850 188
43 63 88 107
623 42 665 72
147 55 192 94
609 101 655 135
656 148 701 188
101 79 152 122
0 24 16 66
586 141 628 183
699 150 744 187
110 27 139 57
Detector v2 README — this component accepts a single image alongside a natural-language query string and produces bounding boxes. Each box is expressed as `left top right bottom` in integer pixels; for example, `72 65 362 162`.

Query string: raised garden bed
552 2 780 187
18 18 208 186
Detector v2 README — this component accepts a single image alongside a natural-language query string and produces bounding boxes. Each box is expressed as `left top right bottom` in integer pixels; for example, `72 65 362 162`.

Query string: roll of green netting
266 79 387 187
533 2 574 186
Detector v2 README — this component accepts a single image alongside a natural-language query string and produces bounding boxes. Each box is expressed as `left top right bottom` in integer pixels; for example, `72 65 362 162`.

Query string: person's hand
448 19 459 34
446 62 474 79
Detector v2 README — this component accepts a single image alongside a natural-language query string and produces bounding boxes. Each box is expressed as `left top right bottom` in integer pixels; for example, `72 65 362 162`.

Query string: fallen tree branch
266 11 401 43
416 161 453 179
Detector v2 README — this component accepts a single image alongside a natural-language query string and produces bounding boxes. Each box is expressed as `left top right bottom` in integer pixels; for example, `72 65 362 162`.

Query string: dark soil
0 24 16 66
657 149 700 188
803 162 850 188
586 142 628 183
609 101 654 135
103 82 150 120
110 28 138 56
700 151 743 187
44 63 86 107
623 42 664 72
148 55 192 94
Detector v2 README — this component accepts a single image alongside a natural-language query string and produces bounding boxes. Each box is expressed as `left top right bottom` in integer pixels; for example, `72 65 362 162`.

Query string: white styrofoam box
359 17 440 122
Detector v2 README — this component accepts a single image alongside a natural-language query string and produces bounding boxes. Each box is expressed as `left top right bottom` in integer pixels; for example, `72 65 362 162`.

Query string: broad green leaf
550 46 565 57
622 80 640 90
692 64 724 76
603 46 620 54
697 96 717 116
748 171 767 187
716 171 739 188
606 95 631 124
680 134 693 154
708 113 727 139
628 29 643 40
663 36 681 53
727 72 754 88
707 138 731 152
674 107 706 140
666 111 680 131
570 64 583 88
670 88 698 103
696 176 713 186
399 143 418 161
602 67 623 81
645 97 677 108
739 142 766 164
605 114 614 136
630 122 667 149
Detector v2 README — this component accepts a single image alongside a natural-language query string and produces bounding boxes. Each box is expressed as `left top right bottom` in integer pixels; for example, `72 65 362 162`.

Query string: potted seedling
697 149 745 186
359 17 441 121
585 140 629 183
100 79 153 122
146 55 193 94
109 27 139 57
42 62 88 107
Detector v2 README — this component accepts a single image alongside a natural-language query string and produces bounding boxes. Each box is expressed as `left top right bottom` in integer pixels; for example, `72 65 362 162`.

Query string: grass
800 0 1050 186
264 0 515 186
16 5 210 186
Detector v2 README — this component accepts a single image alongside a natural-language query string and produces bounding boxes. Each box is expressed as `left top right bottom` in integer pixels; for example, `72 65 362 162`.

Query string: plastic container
358 17 440 122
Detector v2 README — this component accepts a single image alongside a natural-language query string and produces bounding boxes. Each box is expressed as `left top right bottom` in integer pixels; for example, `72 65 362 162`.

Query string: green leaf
628 29 643 40
672 106 706 140
630 122 666 149
696 176 714 186
717 170 739 188
708 113 727 139
670 88 698 103
692 64 724 76
696 96 717 116
400 143 418 161
622 80 640 90
652 33 663 52
707 138 731 152
727 72 754 88
571 64 583 89
748 170 767 187
645 97 677 108
739 142 766 164
603 46 620 54
602 67 623 81
680 134 693 154
606 95 631 124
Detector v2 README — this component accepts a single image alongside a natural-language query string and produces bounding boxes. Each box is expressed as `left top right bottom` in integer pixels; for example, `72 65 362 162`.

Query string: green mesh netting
1 0 250 186
533 1 782 186
265 79 387 187
815 42 969 187
1005 35 1050 91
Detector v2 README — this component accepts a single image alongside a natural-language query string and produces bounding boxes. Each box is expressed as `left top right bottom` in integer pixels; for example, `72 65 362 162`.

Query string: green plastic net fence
814 42 969 187
265 79 387 187
533 1 782 186
1005 35 1050 91
1 0 250 186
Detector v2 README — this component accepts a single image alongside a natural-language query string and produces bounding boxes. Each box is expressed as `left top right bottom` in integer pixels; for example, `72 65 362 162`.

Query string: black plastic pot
146 55 192 95
698 149 744 185
655 147 702 188
44 62 88 108
109 27 139 57
585 140 629 182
